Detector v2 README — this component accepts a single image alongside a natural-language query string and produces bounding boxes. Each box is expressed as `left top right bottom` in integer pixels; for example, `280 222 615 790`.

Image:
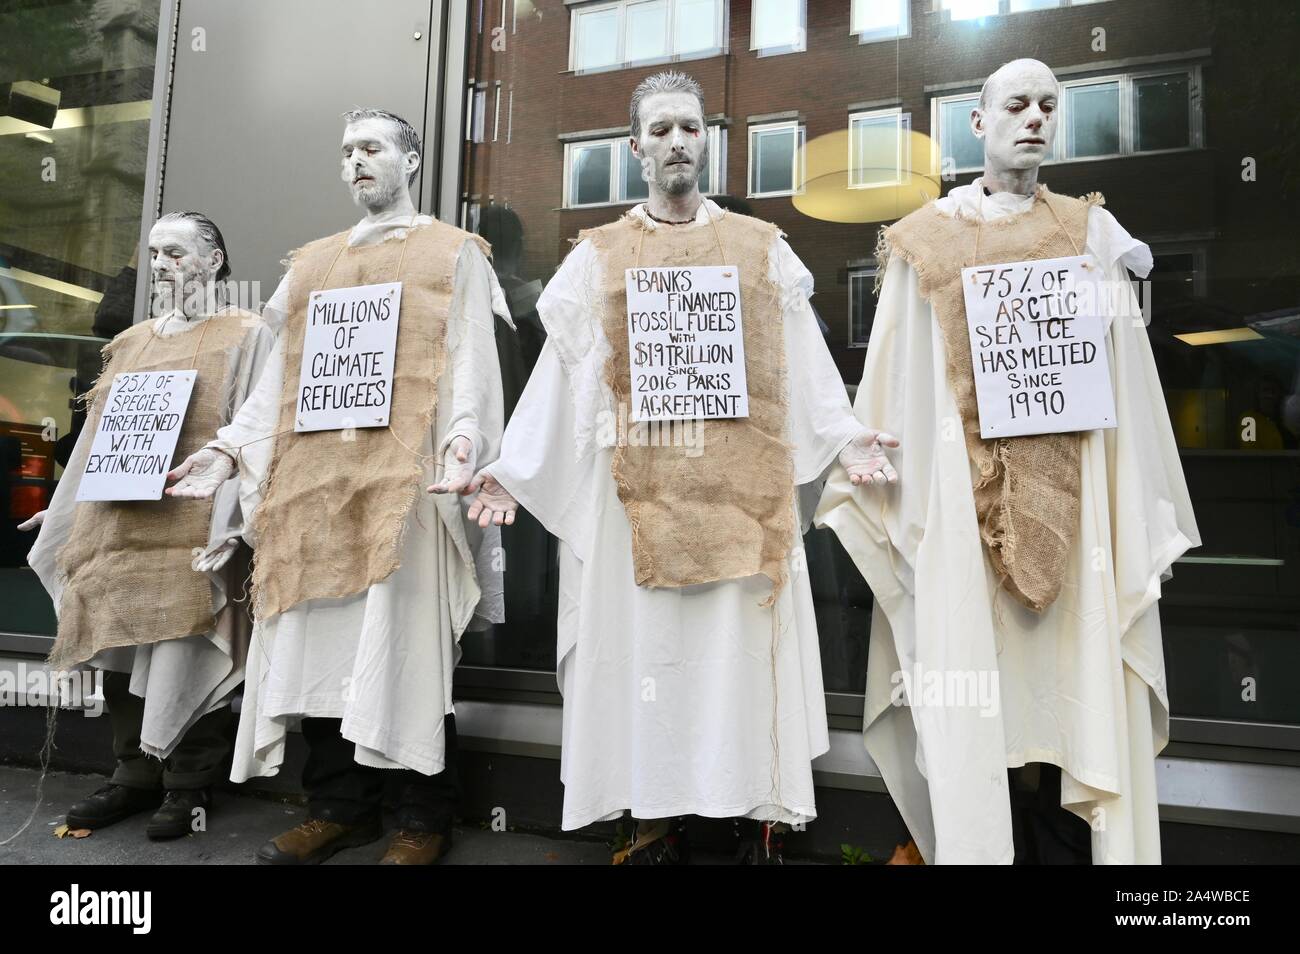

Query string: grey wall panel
160 0 435 302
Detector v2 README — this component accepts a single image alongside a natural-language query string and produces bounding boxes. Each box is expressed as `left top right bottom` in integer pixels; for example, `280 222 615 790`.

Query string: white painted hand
193 537 239 573
17 510 46 532
466 470 518 528
165 447 235 499
840 428 901 487
427 436 476 495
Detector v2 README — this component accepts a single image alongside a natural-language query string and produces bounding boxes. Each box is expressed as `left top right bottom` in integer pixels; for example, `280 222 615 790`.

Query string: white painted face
340 117 419 211
972 59 1060 174
148 218 221 317
630 91 708 198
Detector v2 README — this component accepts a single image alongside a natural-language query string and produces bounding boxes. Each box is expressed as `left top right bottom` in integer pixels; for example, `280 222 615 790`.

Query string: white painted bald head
971 59 1060 185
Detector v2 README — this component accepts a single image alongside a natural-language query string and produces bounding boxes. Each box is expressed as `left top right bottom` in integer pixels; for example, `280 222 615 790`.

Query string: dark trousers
300 715 460 833
104 670 233 791
1009 762 1093 864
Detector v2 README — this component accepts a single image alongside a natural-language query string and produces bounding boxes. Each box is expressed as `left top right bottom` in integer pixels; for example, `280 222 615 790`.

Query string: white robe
490 199 863 829
214 212 510 780
816 181 1201 864
27 308 275 759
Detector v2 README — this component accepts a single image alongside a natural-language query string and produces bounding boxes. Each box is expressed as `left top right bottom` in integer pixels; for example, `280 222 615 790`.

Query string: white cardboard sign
624 266 748 422
76 370 197 502
961 254 1116 439
295 281 402 433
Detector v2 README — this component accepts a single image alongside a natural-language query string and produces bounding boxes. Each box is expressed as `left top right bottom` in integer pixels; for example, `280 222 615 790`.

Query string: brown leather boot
255 816 383 865
379 829 452 865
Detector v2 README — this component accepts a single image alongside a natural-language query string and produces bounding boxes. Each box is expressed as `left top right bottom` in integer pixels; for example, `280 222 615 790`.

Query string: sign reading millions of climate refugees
960 254 1116 439
76 370 197 502
624 266 749 422
295 281 403 432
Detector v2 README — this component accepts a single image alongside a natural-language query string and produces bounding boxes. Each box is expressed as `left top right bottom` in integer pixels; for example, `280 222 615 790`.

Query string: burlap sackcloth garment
250 221 489 619
50 309 255 668
878 185 1104 612
583 210 795 604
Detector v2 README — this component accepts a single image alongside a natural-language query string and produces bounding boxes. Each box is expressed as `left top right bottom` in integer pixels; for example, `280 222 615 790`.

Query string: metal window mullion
562 143 572 208
1120 74 1134 155
610 137 622 203
1191 64 1204 148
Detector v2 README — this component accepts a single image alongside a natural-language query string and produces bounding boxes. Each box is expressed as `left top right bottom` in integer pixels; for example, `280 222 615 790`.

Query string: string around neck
971 184 1081 263
634 202 728 268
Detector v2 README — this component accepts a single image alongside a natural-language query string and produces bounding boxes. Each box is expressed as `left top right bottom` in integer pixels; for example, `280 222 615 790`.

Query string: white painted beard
353 179 402 210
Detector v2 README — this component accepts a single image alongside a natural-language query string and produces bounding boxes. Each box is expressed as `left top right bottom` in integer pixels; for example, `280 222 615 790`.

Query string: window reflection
462 1 1300 734
0 0 159 636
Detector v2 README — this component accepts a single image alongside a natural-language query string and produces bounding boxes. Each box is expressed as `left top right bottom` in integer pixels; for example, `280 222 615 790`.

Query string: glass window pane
1135 74 1191 152
940 97 983 171
752 127 795 195
574 7 619 71
853 0 906 37
944 0 999 20
571 143 612 205
625 0 669 63
674 0 719 55
851 114 905 188
753 0 802 51
849 272 877 345
619 140 649 201
698 142 713 193
1009 0 1061 11
1 0 163 637
1066 81 1120 157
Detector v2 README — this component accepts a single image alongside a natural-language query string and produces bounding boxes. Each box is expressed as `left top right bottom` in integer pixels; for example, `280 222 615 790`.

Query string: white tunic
490 200 862 830
28 308 275 759
214 212 509 779
816 181 1201 864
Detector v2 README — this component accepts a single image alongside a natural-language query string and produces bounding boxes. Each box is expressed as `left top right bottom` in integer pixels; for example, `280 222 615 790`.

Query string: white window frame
750 0 806 56
747 120 805 199
492 85 501 142
930 92 982 174
568 0 727 74
849 0 910 43
931 65 1202 173
562 126 726 209
848 266 879 349
941 0 1111 21
848 107 911 190
469 86 487 143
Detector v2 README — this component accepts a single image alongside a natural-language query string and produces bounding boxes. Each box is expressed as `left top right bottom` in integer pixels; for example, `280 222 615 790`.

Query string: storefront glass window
459 1 1300 741
0 0 161 639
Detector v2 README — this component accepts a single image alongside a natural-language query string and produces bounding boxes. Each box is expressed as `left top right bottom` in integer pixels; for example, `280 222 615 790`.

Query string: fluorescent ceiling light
0 266 103 304
0 100 151 138
1173 328 1265 346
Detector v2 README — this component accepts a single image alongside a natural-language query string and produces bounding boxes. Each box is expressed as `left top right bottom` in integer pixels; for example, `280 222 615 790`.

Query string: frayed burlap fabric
880 187 1102 612
50 310 254 667
251 223 487 619
584 211 795 604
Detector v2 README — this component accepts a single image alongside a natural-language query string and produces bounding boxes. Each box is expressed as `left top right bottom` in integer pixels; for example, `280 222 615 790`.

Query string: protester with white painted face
817 59 1200 864
24 212 273 841
166 108 509 865
456 71 896 864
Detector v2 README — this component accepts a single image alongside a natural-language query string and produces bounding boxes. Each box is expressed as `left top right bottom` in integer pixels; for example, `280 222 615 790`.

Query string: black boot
146 788 213 841
66 783 163 830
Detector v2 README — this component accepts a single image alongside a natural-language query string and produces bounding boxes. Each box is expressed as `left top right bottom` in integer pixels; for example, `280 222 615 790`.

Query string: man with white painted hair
817 58 1199 864
167 107 510 865
25 211 272 841
456 71 897 864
